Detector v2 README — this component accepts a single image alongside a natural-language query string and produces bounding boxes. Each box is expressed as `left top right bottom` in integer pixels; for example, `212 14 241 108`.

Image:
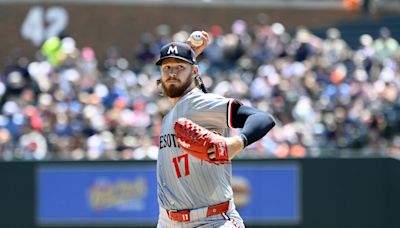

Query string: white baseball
190 31 204 47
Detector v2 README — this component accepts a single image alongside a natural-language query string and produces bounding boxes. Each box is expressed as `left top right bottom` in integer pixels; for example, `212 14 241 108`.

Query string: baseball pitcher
156 31 275 228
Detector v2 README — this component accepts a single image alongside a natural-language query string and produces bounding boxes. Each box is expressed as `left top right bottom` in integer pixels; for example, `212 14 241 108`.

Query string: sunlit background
0 0 399 227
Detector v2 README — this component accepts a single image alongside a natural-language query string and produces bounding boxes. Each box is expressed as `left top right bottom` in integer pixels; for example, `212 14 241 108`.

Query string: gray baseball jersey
157 88 237 211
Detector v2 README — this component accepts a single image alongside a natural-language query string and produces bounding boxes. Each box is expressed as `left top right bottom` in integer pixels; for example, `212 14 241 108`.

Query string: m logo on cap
167 45 179 55
155 42 196 65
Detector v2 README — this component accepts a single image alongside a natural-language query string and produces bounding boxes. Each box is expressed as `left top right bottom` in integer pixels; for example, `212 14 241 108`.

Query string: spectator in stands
0 128 13 160
373 27 399 63
17 122 48 160
322 27 350 64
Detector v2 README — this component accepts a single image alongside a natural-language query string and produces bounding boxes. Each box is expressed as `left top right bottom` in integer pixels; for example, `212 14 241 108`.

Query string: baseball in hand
189 31 204 47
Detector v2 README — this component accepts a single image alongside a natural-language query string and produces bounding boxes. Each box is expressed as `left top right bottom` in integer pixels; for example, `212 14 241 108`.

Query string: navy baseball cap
156 42 196 65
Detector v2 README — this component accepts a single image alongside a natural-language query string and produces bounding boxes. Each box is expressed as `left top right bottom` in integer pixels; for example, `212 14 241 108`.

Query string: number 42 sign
20 6 69 47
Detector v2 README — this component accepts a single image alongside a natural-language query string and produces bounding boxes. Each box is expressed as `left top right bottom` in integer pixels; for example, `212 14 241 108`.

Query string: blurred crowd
1 15 400 161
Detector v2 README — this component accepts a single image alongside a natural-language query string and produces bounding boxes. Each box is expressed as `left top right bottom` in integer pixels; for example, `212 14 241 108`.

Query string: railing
0 0 344 8
1 0 399 12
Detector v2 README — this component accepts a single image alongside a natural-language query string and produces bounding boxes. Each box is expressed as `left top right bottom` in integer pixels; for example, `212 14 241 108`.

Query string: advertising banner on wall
36 162 300 226
36 163 159 226
232 164 301 225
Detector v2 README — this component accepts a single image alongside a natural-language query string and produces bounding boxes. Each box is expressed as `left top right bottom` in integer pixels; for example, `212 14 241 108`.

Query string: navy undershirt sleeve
230 100 275 146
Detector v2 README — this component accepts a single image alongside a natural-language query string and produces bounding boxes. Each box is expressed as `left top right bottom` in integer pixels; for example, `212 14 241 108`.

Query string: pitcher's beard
162 77 193 98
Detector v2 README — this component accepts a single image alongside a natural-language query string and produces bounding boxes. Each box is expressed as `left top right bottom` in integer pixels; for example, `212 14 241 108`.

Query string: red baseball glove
174 118 229 164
